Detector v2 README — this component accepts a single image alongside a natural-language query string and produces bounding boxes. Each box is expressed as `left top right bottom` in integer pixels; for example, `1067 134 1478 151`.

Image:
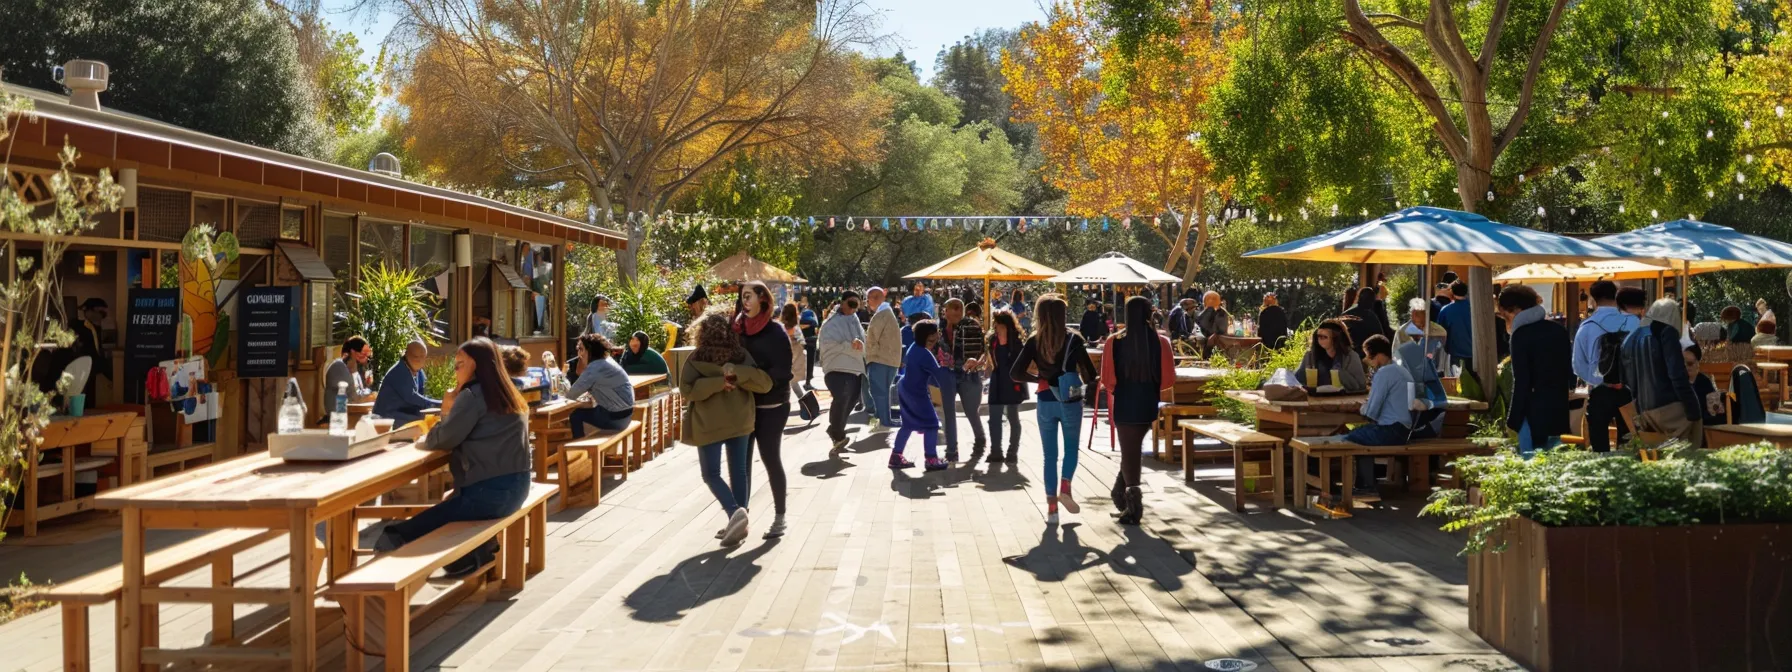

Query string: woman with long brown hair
733 281 795 537
1098 296 1175 525
1011 294 1097 524
375 337 532 578
681 309 773 546
982 309 1026 463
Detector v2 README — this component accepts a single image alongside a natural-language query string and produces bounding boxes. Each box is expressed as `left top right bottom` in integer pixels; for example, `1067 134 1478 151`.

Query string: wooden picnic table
531 398 588 503
1704 422 1792 449
1223 389 1488 438
1172 367 1228 405
11 411 137 536
1756 345 1792 363
94 443 451 670
629 373 667 400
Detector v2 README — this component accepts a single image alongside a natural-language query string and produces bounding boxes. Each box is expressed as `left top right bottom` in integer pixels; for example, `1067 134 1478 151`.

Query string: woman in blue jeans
566 333 638 438
376 338 533 578
1011 295 1097 524
679 310 773 546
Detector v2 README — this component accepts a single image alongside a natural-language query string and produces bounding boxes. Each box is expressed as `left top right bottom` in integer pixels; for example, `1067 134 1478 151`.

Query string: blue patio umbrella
1243 206 1639 266
1592 219 1792 274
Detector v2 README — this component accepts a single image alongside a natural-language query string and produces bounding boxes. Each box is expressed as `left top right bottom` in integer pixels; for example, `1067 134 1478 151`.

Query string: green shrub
1423 442 1792 554
335 263 444 387
422 356 456 399
1203 325 1314 426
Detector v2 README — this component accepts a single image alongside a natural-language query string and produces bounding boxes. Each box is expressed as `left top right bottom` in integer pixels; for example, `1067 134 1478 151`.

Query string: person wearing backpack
1572 282 1642 452
1012 295 1097 524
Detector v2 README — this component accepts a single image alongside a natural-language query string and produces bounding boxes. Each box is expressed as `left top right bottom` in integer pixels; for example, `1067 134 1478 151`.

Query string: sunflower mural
179 225 240 367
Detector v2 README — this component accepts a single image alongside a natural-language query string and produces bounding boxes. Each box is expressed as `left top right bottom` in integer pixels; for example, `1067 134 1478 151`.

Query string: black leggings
1116 423 1151 488
751 404 790 515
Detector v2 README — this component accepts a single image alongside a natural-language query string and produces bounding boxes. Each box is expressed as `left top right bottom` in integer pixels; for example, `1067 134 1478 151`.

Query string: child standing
893 320 952 471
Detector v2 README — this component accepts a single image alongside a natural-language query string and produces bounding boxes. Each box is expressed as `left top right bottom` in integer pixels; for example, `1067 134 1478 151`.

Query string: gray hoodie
819 310 867 375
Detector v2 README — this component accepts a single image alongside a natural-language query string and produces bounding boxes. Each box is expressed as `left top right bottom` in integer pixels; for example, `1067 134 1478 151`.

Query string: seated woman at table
1753 320 1779 348
1685 343 1729 426
1297 319 1366 394
372 340 441 426
567 333 637 438
375 338 530 578
619 330 669 375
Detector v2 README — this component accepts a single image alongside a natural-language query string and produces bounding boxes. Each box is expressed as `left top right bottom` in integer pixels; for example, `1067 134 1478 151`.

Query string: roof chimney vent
57 60 109 111
368 152 402 178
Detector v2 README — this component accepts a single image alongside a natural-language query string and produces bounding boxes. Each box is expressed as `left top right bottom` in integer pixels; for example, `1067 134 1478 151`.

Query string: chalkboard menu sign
124 288 179 403
235 287 296 378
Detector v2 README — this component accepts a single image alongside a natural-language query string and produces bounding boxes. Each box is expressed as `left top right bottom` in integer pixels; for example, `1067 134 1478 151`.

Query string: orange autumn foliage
1002 0 1238 280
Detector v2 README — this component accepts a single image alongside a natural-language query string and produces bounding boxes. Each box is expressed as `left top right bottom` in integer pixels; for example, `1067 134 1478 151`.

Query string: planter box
1469 517 1792 671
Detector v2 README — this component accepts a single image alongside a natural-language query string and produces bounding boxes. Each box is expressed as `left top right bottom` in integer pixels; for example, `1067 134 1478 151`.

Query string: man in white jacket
820 292 867 451
861 287 903 432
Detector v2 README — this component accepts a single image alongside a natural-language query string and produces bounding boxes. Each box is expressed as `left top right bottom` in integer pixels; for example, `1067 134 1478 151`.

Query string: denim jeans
1344 423 1409 490
863 363 899 426
699 435 753 515
987 403 1022 450
1036 399 1082 498
569 406 633 438
1517 420 1560 458
381 471 530 567
939 370 986 450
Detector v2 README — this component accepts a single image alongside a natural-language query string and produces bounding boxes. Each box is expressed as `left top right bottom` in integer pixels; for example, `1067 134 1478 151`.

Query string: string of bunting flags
638 210 1194 234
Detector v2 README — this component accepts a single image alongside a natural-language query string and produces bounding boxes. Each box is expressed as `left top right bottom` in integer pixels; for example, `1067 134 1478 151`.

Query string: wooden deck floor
0 399 1521 671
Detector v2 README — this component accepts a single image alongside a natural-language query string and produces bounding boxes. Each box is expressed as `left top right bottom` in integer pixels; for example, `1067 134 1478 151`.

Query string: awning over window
495 262 530 290
276 242 335 283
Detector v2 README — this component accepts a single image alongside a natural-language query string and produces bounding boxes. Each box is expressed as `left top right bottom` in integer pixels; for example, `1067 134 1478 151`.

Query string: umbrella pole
984 277 992 325
1681 260 1690 325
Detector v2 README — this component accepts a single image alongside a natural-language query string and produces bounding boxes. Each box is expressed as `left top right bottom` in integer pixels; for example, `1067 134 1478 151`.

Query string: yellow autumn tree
1002 0 1238 281
395 0 886 280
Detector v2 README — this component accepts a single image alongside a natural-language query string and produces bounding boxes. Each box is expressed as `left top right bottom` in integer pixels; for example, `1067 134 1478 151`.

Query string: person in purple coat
893 320 953 471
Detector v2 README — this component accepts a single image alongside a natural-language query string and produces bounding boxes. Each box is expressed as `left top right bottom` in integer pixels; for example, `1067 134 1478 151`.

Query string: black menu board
235 287 296 378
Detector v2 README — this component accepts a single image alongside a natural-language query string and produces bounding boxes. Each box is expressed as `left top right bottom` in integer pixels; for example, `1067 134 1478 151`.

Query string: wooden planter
1469 517 1792 671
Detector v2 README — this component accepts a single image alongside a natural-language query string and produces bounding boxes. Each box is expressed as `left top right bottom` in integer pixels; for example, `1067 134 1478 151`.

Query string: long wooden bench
1153 404 1216 462
1289 435 1492 515
560 420 643 508
329 482 556 672
41 528 283 671
1178 419 1285 512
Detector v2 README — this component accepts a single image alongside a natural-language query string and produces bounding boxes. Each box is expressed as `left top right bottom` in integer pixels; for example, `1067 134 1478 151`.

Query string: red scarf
734 309 773 336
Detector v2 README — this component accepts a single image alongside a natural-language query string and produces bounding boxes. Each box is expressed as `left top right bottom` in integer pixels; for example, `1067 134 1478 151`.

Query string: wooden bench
41 528 283 670
559 420 643 508
1153 404 1216 462
145 442 219 476
330 482 556 672
1289 436 1492 515
1178 419 1285 512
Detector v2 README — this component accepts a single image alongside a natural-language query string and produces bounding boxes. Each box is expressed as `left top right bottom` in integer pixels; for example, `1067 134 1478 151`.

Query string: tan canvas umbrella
905 239 1059 322
710 251 807 284
1494 259 1673 282
1048 251 1180 286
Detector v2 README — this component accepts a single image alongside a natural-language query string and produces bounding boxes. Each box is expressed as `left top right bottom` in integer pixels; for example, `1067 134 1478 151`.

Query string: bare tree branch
1495 0 1571 157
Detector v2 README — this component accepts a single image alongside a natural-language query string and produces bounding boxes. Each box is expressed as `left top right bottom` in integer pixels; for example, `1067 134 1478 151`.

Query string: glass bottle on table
278 378 306 434
330 381 349 436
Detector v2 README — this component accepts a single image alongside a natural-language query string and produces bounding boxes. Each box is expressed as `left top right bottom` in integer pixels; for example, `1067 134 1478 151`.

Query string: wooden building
1 76 626 470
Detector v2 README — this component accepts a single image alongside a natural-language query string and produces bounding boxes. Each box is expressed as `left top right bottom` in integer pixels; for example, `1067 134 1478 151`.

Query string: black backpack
1594 322 1630 385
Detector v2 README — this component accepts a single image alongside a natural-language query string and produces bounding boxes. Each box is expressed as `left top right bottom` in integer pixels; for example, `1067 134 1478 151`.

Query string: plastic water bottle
278 378 306 434
330 381 349 436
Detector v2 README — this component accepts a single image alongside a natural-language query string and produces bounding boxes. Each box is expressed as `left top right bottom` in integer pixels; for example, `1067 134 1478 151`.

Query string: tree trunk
1456 169 1500 400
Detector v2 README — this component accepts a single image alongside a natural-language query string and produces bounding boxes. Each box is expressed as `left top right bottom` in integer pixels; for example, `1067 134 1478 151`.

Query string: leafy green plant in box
335 263 444 387
1203 325 1315 426
1423 442 1792 555
422 356 456 400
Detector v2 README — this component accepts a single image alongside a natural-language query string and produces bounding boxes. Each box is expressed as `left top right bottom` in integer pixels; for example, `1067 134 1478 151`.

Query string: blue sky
318 0 1046 80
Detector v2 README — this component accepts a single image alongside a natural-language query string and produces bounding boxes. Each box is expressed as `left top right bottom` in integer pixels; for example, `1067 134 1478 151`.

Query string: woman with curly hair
680 309 773 546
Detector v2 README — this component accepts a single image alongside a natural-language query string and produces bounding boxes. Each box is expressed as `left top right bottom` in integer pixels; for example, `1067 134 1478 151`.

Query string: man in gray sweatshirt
862 287 903 432
820 292 867 451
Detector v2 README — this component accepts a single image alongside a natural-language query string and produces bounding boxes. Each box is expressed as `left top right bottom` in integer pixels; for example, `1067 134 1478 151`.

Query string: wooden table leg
1232 442 1245 513
328 511 356 582
289 509 317 671
503 518 526 591
528 503 547 575
211 554 235 644
119 506 144 671
1270 442 1285 509
1292 445 1308 512
342 595 365 672
384 589 410 672
1316 453 1332 508
61 604 88 672
1340 457 1356 511
1181 426 1193 483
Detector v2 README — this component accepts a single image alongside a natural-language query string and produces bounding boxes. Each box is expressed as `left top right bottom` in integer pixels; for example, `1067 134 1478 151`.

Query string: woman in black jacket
983 309 1027 464
1099 296 1175 525
734 281 795 538
1499 286 1574 455
1342 287 1390 357
1011 295 1098 525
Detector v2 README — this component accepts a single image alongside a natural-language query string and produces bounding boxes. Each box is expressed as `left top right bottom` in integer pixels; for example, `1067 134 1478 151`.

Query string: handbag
794 381 821 422
1051 335 1084 403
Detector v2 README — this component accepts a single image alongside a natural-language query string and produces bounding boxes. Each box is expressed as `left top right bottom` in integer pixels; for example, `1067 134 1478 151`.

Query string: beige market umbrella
905 239 1059 322
710 251 807 284
1048 251 1181 286
1494 259 1673 282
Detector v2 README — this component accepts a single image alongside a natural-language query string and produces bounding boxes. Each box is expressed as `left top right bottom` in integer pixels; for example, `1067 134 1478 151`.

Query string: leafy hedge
1424 443 1792 554
1204 325 1315 425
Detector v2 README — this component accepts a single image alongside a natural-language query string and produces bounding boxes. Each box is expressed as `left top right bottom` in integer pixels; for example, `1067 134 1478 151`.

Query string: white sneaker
721 508 750 546
763 514 787 538
1046 511 1060 525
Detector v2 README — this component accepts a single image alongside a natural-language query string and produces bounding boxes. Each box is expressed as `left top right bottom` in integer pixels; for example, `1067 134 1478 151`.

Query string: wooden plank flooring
0 393 1522 671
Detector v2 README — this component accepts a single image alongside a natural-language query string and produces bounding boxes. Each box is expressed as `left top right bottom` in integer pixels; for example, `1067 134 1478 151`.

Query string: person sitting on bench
1298 319 1366 394
1340 335 1413 499
566 333 637 438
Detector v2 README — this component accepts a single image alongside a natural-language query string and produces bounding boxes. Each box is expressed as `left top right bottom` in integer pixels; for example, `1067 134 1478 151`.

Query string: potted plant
334 263 444 387
1424 442 1792 671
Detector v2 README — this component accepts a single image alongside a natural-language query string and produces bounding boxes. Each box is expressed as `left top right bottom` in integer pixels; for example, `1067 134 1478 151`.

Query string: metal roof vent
368 152 402 178
56 60 109 111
